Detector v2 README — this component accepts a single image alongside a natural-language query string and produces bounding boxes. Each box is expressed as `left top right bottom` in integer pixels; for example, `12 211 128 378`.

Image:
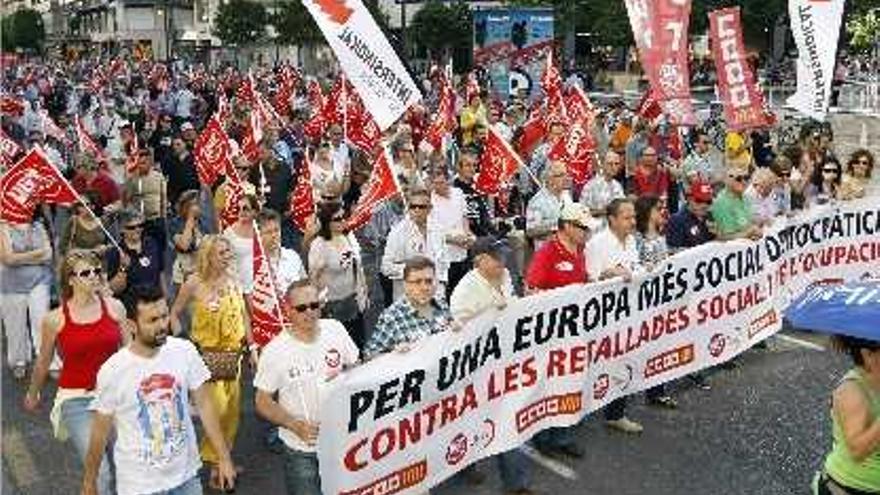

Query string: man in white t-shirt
254 280 359 495
83 286 236 495
429 167 474 299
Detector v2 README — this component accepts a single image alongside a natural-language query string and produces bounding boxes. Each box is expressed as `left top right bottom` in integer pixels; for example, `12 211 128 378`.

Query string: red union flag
193 116 232 186
236 73 256 106
636 88 664 122
0 148 78 223
564 86 595 126
346 94 382 153
74 115 107 161
251 230 286 347
0 128 22 168
709 7 770 131
548 122 596 187
241 111 264 163
475 127 524 196
516 105 547 157
541 50 565 119
303 80 327 141
0 95 25 116
219 160 245 230
288 153 315 231
346 147 399 231
424 80 456 151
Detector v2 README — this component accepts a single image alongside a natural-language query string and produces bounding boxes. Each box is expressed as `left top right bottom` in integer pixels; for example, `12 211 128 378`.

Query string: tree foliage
273 0 389 47
847 9 880 52
410 0 472 65
1 9 45 52
213 0 268 46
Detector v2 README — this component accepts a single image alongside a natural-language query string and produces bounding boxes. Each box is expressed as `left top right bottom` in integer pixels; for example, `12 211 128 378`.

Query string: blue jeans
61 396 114 495
146 475 202 495
283 447 322 495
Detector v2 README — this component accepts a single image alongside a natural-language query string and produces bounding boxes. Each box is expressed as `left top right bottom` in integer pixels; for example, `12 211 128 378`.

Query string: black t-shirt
453 177 496 237
666 209 713 249
106 237 164 304
161 152 200 206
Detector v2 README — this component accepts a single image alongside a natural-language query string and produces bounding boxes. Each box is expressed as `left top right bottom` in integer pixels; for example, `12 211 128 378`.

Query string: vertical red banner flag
288 152 315 232
1 147 79 223
346 147 400 231
251 229 286 347
0 128 22 168
475 127 525 196
708 7 771 131
193 116 232 187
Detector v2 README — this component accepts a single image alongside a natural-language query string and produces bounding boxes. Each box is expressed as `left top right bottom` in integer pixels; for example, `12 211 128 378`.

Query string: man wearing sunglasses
382 189 448 302
254 279 359 495
710 167 763 241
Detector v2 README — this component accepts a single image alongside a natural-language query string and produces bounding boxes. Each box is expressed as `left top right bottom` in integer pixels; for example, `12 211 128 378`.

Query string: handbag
200 347 242 381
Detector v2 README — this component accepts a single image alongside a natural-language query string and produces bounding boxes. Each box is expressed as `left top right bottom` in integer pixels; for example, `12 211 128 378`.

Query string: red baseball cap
689 180 714 203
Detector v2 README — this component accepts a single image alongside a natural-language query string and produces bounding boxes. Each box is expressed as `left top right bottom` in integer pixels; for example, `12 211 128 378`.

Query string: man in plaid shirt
363 256 454 361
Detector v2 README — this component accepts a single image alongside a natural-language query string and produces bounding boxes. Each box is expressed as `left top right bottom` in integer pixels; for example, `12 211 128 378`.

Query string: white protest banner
317 197 880 495
787 0 845 120
302 0 421 131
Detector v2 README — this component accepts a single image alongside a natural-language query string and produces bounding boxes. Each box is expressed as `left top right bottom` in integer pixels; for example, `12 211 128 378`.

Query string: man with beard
82 285 236 495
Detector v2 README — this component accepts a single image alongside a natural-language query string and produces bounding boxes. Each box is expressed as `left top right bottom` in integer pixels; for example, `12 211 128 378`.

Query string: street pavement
1 331 846 495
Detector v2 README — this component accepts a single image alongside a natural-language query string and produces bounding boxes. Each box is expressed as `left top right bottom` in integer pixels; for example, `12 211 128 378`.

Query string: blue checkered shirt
363 297 452 360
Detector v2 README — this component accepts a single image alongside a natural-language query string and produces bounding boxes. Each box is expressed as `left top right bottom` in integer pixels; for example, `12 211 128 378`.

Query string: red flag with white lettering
548 121 596 187
236 73 256 106
241 111 264 163
74 115 107 161
303 80 327 142
218 160 245 230
636 88 664 122
346 96 382 154
0 147 78 223
217 91 232 125
0 128 22 168
346 147 400 231
708 7 771 131
0 95 25 116
516 106 547 158
475 127 525 196
125 134 140 174
193 116 232 186
251 229 286 347
564 85 596 126
541 50 566 120
288 152 315 232
424 79 456 152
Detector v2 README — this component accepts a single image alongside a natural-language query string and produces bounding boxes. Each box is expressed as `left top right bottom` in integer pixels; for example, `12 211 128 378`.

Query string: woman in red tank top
23 251 128 495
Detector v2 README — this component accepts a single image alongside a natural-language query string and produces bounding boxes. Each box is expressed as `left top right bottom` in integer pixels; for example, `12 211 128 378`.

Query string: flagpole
36 146 124 252
342 72 349 144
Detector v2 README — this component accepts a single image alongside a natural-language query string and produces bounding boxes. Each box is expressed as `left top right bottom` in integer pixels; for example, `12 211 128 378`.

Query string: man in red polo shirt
71 154 121 212
526 202 598 291
524 202 599 459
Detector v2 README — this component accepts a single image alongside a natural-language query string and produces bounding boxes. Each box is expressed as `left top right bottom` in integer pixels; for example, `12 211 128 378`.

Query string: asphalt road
1 331 846 495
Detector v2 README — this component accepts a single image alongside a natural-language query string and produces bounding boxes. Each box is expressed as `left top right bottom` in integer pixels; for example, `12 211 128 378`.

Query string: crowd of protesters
1 55 878 495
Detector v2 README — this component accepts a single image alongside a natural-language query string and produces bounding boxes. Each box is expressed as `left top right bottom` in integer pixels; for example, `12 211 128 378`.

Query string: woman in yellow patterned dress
169 234 257 489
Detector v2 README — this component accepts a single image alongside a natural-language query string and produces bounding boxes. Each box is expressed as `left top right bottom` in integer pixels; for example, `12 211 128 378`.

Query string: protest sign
787 0 845 120
318 198 880 495
302 0 421 130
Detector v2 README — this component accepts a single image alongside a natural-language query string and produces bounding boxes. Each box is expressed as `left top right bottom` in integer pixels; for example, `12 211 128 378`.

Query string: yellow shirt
190 285 247 350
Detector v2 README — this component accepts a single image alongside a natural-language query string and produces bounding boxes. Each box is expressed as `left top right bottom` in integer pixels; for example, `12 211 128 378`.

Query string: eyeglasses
292 301 321 312
331 215 345 222
730 175 750 183
123 223 144 230
409 204 430 210
73 267 101 278
822 169 839 174
405 277 434 285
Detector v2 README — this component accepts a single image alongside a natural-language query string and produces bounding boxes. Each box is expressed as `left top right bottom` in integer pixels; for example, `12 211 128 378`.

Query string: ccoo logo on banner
317 196 880 495
303 0 422 131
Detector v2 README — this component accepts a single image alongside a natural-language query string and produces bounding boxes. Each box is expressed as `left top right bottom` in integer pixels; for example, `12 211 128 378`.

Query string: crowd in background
1 56 877 495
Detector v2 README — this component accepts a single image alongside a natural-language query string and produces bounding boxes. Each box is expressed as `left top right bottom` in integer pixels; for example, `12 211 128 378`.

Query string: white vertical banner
787 0 845 120
302 0 421 130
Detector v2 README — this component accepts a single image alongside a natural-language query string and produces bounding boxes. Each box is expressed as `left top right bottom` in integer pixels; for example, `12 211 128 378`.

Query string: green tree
410 0 472 63
847 9 880 52
1 9 45 52
274 1 322 46
213 0 268 46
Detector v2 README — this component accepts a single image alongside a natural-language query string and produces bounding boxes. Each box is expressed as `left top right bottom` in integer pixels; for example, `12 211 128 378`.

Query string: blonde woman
169 235 254 490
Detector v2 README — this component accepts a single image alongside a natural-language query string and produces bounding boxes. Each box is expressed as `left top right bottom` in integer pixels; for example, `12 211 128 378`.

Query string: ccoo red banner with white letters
317 198 880 495
708 7 770 131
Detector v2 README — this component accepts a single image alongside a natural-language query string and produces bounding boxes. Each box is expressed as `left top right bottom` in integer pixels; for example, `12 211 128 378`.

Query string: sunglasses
123 223 144 230
410 204 430 210
730 175 750 183
292 301 321 312
822 169 839 174
73 267 101 278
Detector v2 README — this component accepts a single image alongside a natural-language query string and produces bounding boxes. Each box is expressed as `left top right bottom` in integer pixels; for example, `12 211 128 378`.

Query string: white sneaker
605 417 644 434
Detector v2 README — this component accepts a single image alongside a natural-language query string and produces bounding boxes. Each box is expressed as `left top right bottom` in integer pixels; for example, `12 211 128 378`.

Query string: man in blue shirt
666 180 715 251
